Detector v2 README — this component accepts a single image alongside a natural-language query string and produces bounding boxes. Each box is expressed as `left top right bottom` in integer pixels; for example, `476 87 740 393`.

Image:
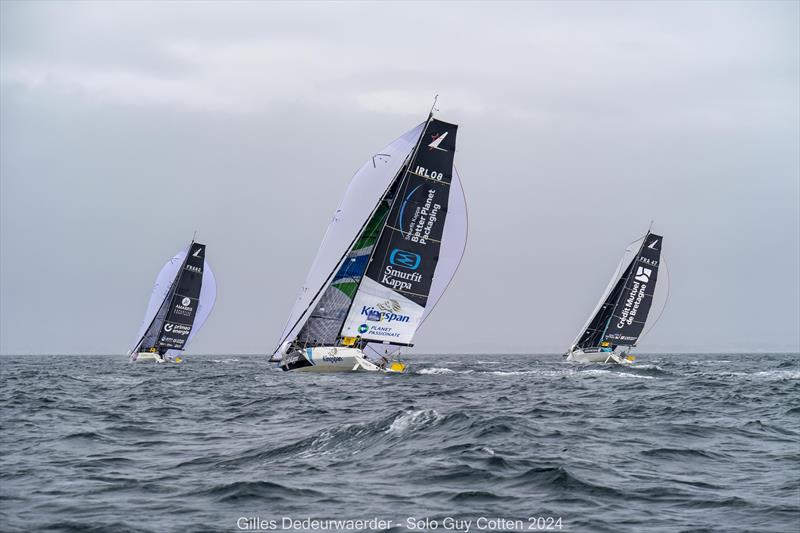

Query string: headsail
571 232 664 351
273 117 465 358
131 242 216 358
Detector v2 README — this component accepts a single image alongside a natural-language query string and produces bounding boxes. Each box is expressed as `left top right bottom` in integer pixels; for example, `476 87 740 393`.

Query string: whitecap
418 367 456 375
386 409 440 434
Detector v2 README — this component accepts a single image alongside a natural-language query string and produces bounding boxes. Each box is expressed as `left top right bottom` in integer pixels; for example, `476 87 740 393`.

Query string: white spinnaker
569 236 644 350
273 123 424 354
130 247 217 356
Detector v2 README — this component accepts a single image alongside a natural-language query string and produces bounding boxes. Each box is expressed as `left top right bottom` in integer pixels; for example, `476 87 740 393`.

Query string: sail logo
389 249 421 270
377 299 402 313
428 131 449 151
164 323 173 332
647 238 660 250
181 297 191 307
361 305 409 323
382 265 422 292
192 247 203 257
634 267 652 283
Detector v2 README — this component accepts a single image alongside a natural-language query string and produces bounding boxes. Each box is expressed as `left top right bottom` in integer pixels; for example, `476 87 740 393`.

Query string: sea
0 353 798 533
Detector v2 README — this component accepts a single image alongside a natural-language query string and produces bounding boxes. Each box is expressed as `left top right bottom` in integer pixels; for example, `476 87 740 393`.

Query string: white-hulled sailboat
272 106 467 373
565 229 668 364
129 240 217 363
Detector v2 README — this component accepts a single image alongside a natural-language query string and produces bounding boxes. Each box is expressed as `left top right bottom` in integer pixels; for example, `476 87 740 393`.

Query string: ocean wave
385 408 443 434
187 480 321 503
417 367 473 375
418 367 456 375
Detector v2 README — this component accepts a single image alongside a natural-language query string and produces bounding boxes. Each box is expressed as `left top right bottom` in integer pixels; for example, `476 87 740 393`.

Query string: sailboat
565 229 667 364
272 108 467 373
129 240 217 363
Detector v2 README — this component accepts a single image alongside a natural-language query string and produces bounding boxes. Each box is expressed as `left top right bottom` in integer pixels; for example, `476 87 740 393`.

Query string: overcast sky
1 1 798 355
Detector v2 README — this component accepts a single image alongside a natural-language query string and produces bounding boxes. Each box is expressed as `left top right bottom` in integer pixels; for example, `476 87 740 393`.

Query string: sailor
378 349 390 369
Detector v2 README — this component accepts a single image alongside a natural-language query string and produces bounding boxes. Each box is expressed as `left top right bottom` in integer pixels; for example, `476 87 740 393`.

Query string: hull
566 349 634 365
280 347 404 373
131 352 183 364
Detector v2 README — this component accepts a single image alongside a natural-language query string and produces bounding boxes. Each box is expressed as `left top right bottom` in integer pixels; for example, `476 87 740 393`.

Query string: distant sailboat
565 229 667 364
272 108 467 372
129 241 217 363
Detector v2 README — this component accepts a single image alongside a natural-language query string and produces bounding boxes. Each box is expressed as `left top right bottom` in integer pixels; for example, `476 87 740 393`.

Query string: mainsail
571 232 664 351
131 242 216 358
273 117 465 358
339 119 457 344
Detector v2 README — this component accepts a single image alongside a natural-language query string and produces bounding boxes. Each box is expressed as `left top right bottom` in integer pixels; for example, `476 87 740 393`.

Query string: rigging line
641 256 670 339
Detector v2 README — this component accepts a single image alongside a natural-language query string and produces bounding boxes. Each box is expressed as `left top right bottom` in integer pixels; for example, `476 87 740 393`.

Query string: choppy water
0 353 798 532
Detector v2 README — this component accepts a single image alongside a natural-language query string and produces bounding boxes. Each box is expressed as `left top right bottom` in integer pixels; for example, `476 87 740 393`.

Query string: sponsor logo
173 296 194 317
192 247 203 257
382 265 422 292
163 322 191 336
377 299 402 313
322 354 343 363
428 131 449 151
361 305 410 323
390 248 421 270
401 187 442 245
616 277 649 330
634 266 652 283
648 238 660 250
358 324 369 334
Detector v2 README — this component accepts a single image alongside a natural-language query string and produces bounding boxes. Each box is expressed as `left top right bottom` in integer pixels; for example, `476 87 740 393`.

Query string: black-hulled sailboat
129 240 217 363
565 229 667 364
272 107 467 372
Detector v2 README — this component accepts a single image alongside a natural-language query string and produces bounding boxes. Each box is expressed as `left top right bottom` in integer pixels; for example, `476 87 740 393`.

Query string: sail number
415 165 443 181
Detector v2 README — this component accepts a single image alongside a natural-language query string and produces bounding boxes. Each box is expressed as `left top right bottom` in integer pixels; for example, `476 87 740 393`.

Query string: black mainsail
133 242 206 354
338 118 458 344
572 232 664 351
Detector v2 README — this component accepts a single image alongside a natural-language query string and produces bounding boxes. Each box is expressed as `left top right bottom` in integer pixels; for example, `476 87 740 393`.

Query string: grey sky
1 1 798 355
